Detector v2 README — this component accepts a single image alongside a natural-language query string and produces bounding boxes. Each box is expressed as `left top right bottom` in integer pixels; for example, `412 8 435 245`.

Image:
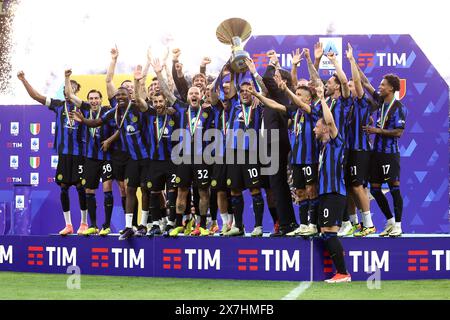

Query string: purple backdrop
0 34 448 235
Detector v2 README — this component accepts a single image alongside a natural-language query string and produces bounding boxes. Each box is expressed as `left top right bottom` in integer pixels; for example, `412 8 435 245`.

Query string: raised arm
142 46 153 83
249 86 287 113
313 42 323 72
346 43 364 99
274 72 311 114
16 71 47 105
245 58 268 96
106 45 119 99
304 48 320 83
153 58 177 106
317 85 338 138
64 69 83 108
357 63 376 96
200 56 211 75
290 48 303 88
171 48 189 101
262 49 283 96
133 65 149 112
326 52 350 98
161 47 176 93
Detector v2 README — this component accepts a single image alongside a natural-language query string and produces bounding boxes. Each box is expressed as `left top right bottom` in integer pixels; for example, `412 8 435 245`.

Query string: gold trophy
216 18 252 73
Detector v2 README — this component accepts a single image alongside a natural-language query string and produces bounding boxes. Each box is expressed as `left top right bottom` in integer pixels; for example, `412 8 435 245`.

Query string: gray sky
1 0 448 104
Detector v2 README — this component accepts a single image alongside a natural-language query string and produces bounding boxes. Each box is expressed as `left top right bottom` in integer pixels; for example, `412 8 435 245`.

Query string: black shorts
211 162 228 191
369 152 401 185
292 164 319 189
226 163 262 190
146 160 177 191
318 193 347 228
346 150 370 187
55 154 84 186
125 159 149 188
82 158 113 189
176 164 211 188
111 150 129 182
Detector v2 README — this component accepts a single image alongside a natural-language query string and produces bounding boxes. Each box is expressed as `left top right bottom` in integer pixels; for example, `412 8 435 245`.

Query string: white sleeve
45 96 52 107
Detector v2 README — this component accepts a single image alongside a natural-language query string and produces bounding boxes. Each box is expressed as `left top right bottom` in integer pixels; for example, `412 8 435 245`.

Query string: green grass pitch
0 272 449 300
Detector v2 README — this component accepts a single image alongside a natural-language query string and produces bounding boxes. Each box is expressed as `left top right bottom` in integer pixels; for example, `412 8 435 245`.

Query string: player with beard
153 58 213 237
133 65 179 236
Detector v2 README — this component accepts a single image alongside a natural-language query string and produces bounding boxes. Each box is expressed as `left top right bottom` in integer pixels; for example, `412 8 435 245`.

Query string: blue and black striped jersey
371 91 407 154
318 133 346 196
82 102 113 161
101 104 150 161
289 99 321 165
47 98 87 156
347 94 373 151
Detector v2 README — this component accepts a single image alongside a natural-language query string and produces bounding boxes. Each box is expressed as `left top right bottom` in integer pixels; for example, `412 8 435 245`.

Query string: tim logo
51 155 59 169
10 122 19 136
238 249 259 271
163 249 182 270
30 123 41 136
51 122 56 135
31 138 39 152
27 246 44 266
357 53 375 67
408 250 429 272
91 248 109 268
239 249 300 272
30 173 39 186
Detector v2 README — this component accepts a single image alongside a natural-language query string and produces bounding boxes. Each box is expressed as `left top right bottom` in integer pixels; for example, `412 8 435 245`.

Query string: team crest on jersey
126 125 136 133
132 116 138 123
202 112 208 119
227 179 231 186
175 177 181 184
81 179 86 186
211 180 217 187
57 174 63 181
169 120 175 127
147 182 152 188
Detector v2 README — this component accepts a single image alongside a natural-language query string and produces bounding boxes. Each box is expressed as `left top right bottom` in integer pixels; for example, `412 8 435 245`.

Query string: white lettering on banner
185 249 221 270
111 248 144 269
432 250 450 271
376 53 407 67
0 245 13 264
349 251 389 273
46 247 77 266
261 250 300 271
